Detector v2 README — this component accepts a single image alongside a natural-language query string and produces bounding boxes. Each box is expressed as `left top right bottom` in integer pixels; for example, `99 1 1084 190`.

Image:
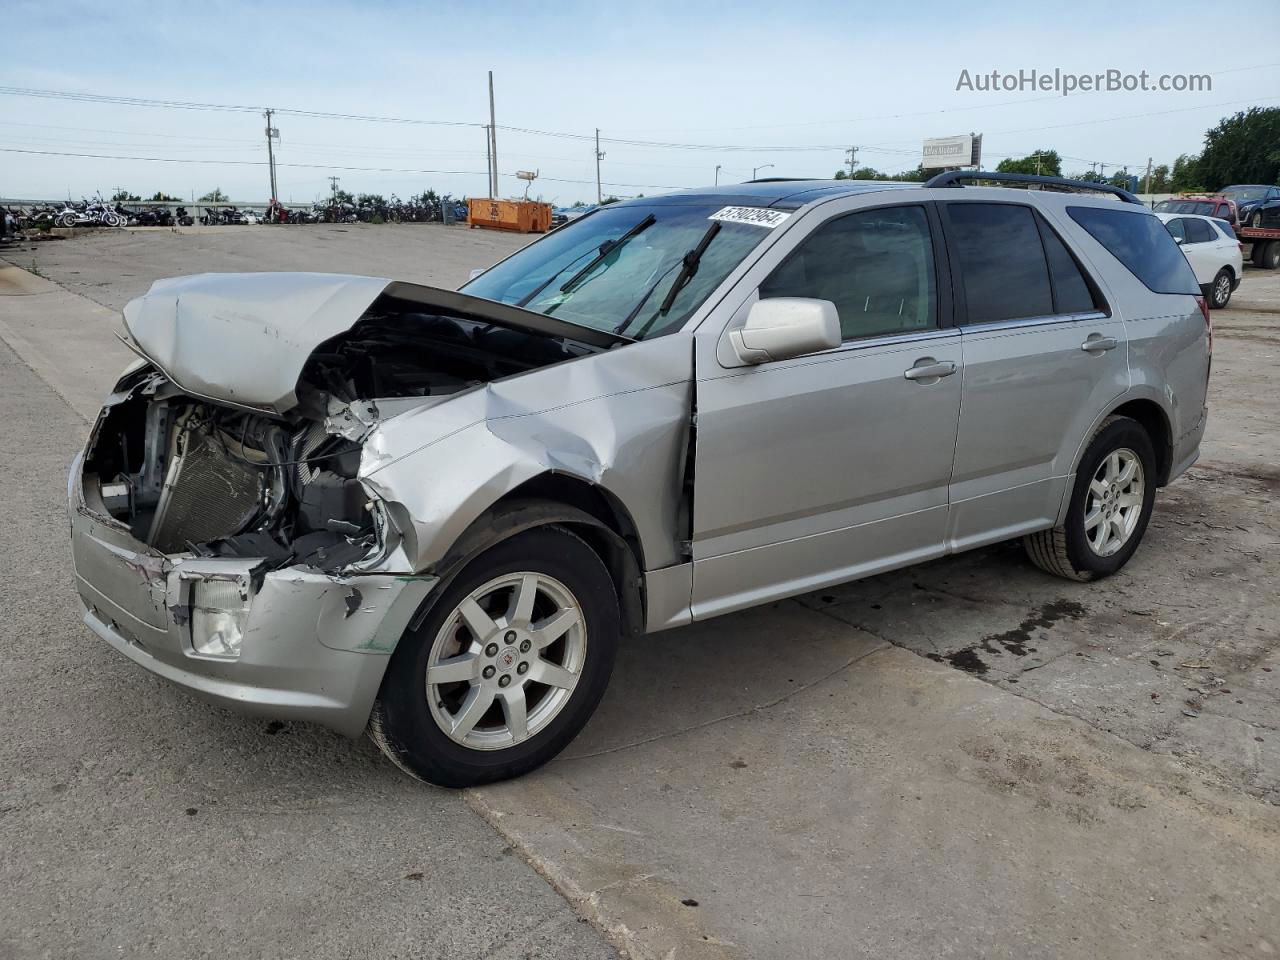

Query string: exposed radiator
148 422 265 554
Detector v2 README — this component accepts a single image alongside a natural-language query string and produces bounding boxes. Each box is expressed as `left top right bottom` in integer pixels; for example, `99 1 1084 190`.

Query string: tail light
1195 295 1212 355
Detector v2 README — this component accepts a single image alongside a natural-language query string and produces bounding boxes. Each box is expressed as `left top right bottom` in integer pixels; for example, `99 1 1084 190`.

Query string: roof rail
924 170 1143 205
745 177 805 183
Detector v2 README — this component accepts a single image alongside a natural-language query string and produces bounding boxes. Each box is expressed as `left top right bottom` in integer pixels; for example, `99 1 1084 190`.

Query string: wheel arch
407 474 648 642
1069 393 1174 488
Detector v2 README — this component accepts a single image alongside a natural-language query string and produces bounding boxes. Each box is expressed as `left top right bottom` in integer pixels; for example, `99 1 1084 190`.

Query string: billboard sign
922 134 982 169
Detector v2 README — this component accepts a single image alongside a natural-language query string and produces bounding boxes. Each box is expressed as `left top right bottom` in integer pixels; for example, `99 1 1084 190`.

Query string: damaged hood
122 272 628 415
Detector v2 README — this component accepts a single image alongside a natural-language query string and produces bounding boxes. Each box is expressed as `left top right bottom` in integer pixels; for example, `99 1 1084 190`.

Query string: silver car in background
68 173 1211 786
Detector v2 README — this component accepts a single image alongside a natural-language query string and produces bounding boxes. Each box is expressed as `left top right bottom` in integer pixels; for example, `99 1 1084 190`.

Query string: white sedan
1157 212 1243 309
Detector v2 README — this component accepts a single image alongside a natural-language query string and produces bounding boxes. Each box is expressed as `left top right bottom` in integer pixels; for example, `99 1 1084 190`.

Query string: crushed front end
68 363 434 735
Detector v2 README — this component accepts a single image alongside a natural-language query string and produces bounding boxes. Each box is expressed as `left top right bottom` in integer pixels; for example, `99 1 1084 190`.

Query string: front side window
1069 206 1200 295
1164 218 1187 243
463 202 775 340
945 202 1053 323
758 205 937 341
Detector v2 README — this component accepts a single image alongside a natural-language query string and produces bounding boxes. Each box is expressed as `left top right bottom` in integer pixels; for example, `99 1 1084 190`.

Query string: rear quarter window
1067 206 1199 295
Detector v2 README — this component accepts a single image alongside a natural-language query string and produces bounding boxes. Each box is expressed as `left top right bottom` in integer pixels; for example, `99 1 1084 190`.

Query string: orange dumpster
467 198 552 234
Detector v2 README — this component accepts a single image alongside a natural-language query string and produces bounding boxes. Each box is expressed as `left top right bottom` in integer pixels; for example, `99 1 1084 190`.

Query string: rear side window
1068 206 1199 295
946 203 1054 322
1036 217 1102 314
1184 219 1215 244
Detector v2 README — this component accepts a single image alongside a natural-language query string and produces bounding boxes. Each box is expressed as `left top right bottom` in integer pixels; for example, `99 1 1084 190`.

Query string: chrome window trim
961 311 1107 335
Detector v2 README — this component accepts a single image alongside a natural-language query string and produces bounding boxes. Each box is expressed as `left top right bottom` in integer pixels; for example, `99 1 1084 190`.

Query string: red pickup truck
1152 195 1239 225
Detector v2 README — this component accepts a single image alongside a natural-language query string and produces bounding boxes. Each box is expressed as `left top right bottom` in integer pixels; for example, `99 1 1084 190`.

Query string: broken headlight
190 579 249 658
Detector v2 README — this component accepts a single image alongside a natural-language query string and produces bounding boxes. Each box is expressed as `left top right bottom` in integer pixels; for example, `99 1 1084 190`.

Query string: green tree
1168 154 1204 193
833 169 849 180
1197 107 1280 190
332 188 355 205
111 189 141 202
888 165 929 182
1071 170 1105 183
1148 165 1170 193
995 149 1062 177
149 191 182 202
199 187 228 202
851 167 886 180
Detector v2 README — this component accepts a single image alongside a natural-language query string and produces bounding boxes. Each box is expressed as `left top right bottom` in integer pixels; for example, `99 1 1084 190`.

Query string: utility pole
715 164 721 186
328 176 340 206
484 125 492 198
845 146 858 178
488 71 499 197
1143 156 1153 197
264 108 279 204
1033 152 1042 176
595 128 605 204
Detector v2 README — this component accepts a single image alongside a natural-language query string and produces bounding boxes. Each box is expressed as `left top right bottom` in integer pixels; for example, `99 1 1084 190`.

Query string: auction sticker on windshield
709 206 792 228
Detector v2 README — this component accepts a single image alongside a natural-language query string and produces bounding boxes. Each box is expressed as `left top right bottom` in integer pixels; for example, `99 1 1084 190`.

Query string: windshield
1220 186 1270 202
463 202 777 339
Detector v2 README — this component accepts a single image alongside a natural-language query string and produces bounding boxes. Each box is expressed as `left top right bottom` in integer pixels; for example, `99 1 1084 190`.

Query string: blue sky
3 0 1278 204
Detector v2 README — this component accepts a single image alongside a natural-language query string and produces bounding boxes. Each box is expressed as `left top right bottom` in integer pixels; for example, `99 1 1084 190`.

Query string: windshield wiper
653 222 721 320
613 258 684 335
558 213 656 296
618 222 723 339
514 246 597 308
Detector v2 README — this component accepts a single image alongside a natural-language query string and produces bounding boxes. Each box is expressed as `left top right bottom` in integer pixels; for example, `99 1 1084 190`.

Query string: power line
0 147 690 190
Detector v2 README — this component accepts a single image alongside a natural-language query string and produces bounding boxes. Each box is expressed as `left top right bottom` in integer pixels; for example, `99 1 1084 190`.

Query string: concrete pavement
3 229 1278 959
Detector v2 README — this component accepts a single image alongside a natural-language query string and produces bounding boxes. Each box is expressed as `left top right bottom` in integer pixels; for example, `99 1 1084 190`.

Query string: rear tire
1023 415 1157 581
1259 241 1280 270
1208 268 1233 309
369 526 619 788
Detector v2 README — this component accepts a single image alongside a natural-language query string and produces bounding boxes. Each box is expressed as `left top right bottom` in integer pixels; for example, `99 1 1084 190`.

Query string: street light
715 164 722 185
752 163 774 179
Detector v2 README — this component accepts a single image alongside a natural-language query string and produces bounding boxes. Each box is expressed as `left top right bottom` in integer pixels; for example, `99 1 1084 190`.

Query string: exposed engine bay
82 300 597 574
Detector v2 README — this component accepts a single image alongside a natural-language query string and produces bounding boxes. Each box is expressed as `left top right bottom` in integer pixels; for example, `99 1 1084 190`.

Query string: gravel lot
3 223 1278 959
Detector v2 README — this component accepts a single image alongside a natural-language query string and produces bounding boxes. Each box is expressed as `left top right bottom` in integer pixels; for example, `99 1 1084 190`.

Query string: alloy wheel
1084 448 1145 557
425 572 587 751
1214 273 1231 306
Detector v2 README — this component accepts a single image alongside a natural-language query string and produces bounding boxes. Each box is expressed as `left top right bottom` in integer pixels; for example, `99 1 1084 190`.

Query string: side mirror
730 297 841 364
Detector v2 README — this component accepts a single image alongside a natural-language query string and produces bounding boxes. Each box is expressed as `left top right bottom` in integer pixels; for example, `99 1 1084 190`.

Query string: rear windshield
1067 206 1199 295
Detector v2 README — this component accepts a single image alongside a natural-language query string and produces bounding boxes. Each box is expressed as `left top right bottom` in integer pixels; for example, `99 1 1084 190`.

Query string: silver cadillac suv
68 173 1211 786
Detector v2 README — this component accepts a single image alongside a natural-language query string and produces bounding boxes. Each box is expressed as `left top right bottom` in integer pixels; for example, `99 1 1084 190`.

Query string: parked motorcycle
55 197 124 228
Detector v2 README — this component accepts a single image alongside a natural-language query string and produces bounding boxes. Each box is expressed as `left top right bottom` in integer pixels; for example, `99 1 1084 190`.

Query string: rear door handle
903 359 958 382
1081 334 1119 353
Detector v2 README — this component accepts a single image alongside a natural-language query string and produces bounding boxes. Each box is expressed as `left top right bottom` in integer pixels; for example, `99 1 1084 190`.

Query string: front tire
1023 415 1157 581
369 526 619 787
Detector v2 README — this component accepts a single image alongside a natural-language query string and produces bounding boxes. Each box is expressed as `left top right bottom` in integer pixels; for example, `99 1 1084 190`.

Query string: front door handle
903 358 958 382
1081 334 1119 353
